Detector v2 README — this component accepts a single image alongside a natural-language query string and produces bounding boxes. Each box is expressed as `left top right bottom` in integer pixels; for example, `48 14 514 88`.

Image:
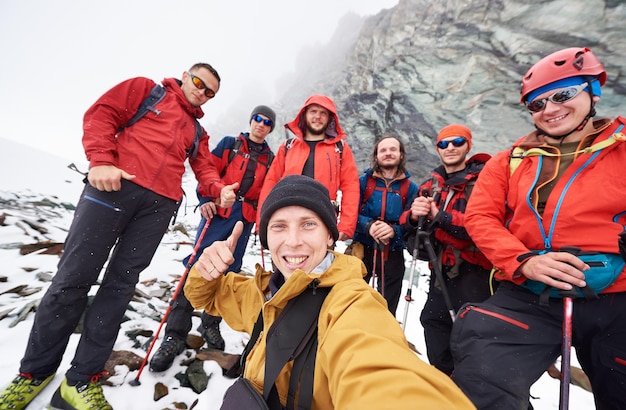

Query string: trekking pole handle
417 188 430 232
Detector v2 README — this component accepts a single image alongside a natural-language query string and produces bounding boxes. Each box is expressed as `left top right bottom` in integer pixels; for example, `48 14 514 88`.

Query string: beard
443 156 465 169
378 157 400 171
306 122 327 136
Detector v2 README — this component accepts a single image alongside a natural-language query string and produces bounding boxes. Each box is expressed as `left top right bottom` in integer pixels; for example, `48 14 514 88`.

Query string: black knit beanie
259 175 339 249
250 105 277 132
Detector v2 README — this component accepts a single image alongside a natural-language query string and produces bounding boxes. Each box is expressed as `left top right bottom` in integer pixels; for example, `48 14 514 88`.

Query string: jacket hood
163 77 205 119
284 94 346 141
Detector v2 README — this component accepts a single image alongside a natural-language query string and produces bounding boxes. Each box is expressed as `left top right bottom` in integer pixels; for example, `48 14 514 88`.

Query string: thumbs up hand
196 221 243 281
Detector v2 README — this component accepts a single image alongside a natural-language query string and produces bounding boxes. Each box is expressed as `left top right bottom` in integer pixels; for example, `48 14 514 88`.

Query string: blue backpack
117 84 203 160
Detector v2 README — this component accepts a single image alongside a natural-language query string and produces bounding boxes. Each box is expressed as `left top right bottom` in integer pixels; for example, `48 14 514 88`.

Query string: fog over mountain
213 0 626 181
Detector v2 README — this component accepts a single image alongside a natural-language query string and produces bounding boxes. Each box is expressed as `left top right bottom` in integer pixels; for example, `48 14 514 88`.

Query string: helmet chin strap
535 103 596 140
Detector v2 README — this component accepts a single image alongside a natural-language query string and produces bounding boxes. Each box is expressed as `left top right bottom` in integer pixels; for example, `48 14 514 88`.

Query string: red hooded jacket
257 95 360 238
82 76 224 201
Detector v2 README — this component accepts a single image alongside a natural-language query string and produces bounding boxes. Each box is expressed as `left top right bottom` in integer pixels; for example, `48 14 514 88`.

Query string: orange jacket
465 117 626 293
257 95 360 237
82 76 224 201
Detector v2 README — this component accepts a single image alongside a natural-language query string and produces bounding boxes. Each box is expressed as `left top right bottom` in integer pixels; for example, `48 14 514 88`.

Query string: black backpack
222 281 331 410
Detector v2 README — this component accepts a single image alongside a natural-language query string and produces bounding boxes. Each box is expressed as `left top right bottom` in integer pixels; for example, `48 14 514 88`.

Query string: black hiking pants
451 281 626 410
363 247 405 316
20 181 179 383
420 262 492 375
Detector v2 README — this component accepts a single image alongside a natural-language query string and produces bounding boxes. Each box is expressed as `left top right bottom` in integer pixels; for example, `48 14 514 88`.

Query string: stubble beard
306 122 327 137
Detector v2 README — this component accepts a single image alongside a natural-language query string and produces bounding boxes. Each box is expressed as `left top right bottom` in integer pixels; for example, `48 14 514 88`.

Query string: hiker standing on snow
256 94 360 242
184 174 476 409
451 47 626 409
0 63 237 410
353 135 418 316
400 124 493 376
149 105 276 373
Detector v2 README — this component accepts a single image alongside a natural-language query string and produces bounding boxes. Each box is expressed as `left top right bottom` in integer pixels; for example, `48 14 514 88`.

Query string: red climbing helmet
520 47 606 103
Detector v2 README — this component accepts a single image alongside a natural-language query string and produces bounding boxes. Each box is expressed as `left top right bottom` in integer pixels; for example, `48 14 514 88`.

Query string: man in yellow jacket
185 174 475 409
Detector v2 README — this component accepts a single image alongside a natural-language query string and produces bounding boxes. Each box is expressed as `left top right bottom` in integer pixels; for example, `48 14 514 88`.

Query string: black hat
250 105 277 132
259 175 339 249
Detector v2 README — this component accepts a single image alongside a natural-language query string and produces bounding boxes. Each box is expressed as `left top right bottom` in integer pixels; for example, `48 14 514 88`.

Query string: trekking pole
424 232 456 322
380 246 386 297
130 216 212 386
402 244 419 331
401 203 428 331
371 247 379 289
559 294 575 410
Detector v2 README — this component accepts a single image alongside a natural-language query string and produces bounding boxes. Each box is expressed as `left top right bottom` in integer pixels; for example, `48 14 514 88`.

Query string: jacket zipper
84 195 122 212
459 305 529 330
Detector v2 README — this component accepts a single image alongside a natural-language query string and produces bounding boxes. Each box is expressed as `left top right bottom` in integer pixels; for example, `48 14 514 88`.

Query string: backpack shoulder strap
360 175 377 212
227 136 245 163
264 282 331 407
265 150 275 170
399 178 410 209
508 125 625 176
118 84 166 133
335 140 343 164
186 120 203 161
283 137 295 157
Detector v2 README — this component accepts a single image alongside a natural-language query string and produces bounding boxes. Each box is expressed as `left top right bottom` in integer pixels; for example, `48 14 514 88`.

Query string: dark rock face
268 0 626 182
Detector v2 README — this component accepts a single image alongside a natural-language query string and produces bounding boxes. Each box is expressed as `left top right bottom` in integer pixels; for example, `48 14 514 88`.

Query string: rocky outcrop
271 0 626 181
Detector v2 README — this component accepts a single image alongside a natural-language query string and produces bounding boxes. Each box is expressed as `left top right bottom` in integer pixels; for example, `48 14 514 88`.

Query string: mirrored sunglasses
252 114 273 127
188 72 216 98
526 82 588 113
436 137 467 149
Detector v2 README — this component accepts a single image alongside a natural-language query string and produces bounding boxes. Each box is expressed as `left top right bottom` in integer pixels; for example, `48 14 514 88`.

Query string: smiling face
529 86 595 142
181 67 220 107
267 206 334 280
437 137 469 173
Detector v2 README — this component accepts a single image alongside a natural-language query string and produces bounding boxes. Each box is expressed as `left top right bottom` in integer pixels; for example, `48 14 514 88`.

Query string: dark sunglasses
525 82 588 113
436 137 467 149
188 72 216 99
251 114 274 127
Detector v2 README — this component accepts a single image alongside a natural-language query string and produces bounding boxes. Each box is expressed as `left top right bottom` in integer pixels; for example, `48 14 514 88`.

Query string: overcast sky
0 0 398 162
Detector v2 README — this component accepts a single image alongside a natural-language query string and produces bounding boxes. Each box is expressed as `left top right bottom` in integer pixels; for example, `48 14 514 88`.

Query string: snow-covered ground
0 137 595 409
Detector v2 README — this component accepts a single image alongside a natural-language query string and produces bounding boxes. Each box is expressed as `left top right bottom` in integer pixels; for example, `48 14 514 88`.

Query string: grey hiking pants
20 180 179 383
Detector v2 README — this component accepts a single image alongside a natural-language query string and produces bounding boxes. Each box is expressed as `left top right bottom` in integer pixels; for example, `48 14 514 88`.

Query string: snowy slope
0 138 595 409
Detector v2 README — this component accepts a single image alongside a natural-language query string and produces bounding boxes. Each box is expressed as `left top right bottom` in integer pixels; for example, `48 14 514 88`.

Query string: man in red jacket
451 47 626 409
149 105 276 373
257 95 360 242
0 63 237 410
401 124 492 376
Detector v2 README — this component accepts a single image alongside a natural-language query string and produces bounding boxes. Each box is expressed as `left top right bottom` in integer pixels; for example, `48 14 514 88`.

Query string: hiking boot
0 373 54 410
49 378 111 410
198 321 225 350
149 336 186 372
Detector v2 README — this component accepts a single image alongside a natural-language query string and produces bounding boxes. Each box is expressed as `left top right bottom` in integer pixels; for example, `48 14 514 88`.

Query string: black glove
619 231 626 262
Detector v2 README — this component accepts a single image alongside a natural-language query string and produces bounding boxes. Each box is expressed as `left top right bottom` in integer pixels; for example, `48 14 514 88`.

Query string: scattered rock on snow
195 348 241 376
153 381 168 401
